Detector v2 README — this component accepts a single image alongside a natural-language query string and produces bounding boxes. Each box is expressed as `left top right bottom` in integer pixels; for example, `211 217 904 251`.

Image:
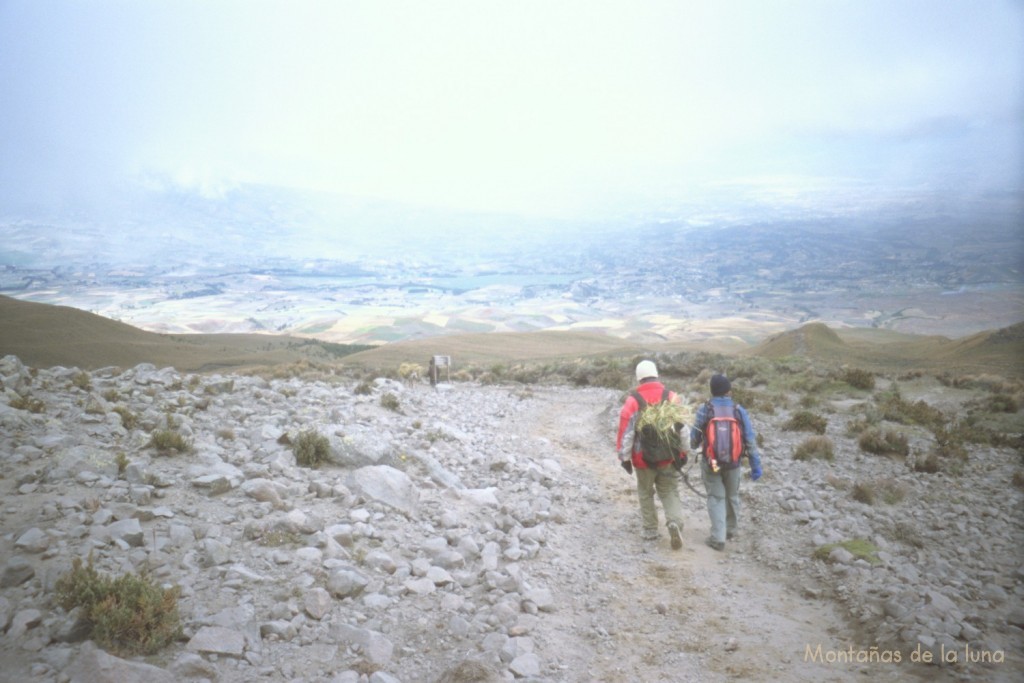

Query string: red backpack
703 402 744 471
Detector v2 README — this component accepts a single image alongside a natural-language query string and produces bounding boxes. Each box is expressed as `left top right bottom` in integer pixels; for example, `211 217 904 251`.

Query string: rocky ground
0 355 1021 682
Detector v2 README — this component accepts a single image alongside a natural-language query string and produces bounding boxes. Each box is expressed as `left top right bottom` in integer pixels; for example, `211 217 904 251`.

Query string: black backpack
631 388 685 468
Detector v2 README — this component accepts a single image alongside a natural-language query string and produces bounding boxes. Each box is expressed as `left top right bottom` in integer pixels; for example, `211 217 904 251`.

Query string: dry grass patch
793 435 835 461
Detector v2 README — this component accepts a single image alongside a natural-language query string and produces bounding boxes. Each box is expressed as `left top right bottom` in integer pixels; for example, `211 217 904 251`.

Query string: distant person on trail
690 374 763 551
616 360 688 550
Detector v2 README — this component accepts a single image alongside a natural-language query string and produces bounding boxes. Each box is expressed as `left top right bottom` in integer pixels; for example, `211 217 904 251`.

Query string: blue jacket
690 396 762 471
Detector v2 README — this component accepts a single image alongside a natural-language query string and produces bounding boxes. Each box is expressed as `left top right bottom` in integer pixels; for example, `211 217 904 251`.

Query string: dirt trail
516 386 913 683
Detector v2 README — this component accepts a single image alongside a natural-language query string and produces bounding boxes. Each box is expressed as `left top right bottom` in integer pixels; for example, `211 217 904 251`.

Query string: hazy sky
1 0 1021 219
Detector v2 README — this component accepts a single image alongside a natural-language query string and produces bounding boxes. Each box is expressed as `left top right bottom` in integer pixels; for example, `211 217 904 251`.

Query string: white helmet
635 360 658 382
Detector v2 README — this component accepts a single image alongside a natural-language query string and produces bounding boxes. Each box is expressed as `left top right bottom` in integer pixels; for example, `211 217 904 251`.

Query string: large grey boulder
346 465 418 515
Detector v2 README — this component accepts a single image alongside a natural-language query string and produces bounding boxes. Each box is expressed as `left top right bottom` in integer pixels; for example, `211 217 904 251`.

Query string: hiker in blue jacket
690 374 763 551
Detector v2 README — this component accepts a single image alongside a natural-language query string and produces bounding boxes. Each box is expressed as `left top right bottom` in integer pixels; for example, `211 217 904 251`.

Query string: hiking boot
641 529 659 541
726 529 738 541
668 522 683 550
705 536 725 551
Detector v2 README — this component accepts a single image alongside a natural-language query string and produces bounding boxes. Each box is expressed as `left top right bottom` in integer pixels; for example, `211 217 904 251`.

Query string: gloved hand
621 459 634 475
750 462 763 481
672 452 688 470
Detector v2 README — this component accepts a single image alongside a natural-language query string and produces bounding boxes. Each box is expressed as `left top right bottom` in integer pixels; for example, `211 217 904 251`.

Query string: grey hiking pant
701 459 741 543
635 464 685 535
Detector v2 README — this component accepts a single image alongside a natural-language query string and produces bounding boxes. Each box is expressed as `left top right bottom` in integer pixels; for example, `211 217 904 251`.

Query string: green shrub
842 368 876 391
147 430 192 455
878 395 945 429
858 427 909 456
55 556 181 656
354 381 373 395
293 429 330 468
380 392 401 412
793 435 834 461
783 410 827 434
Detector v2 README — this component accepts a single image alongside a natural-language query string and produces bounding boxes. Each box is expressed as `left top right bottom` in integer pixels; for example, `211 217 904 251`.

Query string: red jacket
616 380 681 469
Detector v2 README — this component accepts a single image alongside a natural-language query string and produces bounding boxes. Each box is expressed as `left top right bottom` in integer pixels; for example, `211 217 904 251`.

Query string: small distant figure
428 357 437 387
616 360 688 550
690 374 763 551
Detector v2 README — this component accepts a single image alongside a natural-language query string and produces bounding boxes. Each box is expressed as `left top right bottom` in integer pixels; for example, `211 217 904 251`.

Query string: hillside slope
2 295 1021 376
751 321 1024 376
0 295 358 371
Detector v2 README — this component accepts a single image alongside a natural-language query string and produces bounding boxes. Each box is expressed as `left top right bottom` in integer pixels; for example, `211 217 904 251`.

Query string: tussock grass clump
71 371 92 391
783 410 827 434
293 429 330 468
147 430 192 455
354 381 373 396
813 538 881 565
55 556 182 656
9 394 45 413
851 479 906 505
858 427 909 456
793 435 835 461
885 520 925 547
113 406 138 430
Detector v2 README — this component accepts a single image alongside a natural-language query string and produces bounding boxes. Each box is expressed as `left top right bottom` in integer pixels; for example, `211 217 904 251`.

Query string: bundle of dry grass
636 399 693 439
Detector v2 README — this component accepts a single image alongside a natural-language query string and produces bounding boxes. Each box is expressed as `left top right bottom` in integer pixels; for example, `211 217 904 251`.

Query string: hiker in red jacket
615 360 687 549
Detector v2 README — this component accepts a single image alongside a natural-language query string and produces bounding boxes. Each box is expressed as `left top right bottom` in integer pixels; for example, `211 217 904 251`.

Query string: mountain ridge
3 295 1022 376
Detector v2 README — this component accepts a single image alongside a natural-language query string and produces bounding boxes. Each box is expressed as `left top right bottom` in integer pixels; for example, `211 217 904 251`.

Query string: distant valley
1 182 1021 347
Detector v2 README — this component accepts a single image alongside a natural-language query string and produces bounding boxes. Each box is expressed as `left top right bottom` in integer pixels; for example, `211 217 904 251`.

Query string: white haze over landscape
0 1 1022 344
1 0 1021 222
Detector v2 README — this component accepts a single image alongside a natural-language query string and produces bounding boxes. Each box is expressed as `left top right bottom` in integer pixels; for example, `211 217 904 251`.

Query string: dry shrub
858 427 909 456
914 453 940 473
783 410 828 434
793 435 835 461
9 394 45 413
851 482 875 505
842 368 876 391
293 429 330 468
851 479 906 505
879 395 945 429
113 406 137 430
55 556 181 656
1013 471 1024 490
380 392 401 412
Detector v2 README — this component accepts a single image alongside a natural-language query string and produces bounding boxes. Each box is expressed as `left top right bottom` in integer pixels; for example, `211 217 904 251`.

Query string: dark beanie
710 374 731 397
